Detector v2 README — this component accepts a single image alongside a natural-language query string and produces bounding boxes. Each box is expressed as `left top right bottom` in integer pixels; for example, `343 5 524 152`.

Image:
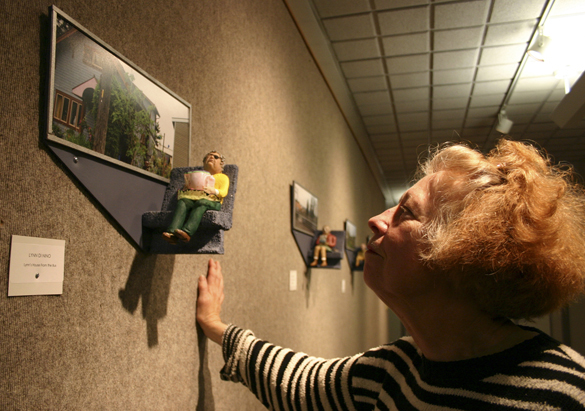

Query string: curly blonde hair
417 139 585 320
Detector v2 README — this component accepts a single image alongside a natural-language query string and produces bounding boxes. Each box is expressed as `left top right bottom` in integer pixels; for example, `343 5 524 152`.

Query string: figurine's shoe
320 261 327 267
174 229 191 243
162 232 178 245
310 260 318 267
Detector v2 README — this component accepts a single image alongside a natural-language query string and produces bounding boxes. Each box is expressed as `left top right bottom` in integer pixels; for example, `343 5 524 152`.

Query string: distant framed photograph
292 181 318 236
46 5 190 182
345 220 357 250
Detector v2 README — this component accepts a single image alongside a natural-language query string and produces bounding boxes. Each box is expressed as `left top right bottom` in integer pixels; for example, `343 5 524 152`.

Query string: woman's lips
366 244 380 256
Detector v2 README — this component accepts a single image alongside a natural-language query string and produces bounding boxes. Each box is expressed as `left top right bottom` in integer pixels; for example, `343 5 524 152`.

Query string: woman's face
364 173 439 305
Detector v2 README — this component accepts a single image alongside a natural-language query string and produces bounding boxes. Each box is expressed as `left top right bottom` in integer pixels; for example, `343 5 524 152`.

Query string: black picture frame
46 5 191 183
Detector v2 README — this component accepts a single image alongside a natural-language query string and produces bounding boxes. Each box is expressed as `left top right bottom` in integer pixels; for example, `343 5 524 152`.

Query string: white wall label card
8 235 66 297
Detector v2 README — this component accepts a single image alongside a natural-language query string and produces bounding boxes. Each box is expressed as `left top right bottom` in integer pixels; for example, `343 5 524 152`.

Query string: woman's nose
368 208 393 235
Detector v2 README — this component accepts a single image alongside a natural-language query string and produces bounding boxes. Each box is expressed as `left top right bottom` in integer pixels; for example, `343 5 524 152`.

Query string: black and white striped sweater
220 325 585 410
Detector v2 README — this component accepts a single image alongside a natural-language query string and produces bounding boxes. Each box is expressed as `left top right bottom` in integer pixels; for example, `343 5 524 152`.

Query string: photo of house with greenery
51 15 189 179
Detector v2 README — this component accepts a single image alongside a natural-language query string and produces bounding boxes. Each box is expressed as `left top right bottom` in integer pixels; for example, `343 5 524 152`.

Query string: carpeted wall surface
0 0 389 409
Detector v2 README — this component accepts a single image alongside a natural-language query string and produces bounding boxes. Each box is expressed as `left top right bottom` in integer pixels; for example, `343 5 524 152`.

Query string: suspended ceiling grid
288 0 585 204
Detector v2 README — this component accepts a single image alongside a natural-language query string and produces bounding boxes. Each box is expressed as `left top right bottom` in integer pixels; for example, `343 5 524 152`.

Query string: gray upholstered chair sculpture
142 164 238 254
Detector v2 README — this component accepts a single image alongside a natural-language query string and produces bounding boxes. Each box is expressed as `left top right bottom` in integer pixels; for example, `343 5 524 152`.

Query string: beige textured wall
0 0 389 410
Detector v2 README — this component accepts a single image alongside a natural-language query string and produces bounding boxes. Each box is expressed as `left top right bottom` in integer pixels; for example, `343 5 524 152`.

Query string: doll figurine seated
310 225 337 267
355 243 367 268
162 151 230 244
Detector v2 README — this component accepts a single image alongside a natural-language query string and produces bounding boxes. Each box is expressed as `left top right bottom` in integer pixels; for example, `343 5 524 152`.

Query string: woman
197 140 585 410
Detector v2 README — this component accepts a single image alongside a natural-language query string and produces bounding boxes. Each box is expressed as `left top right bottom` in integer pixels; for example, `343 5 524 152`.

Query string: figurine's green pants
166 198 221 236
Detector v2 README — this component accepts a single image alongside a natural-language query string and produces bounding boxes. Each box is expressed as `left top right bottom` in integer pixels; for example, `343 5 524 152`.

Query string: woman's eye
399 205 414 220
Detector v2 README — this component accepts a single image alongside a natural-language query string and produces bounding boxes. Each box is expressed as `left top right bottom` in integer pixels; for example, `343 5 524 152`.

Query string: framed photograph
345 220 357 250
292 181 318 236
46 6 190 182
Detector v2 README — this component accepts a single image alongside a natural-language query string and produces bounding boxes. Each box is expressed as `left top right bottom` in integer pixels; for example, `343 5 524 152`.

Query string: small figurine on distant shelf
162 151 230 244
355 243 367 268
310 225 336 267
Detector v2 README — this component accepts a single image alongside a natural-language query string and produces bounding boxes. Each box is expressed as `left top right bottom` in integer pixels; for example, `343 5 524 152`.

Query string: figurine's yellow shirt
177 172 230 204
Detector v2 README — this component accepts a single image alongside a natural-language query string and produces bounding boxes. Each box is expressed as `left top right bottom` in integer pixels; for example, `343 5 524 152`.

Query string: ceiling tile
433 83 473 99
434 49 479 70
322 14 376 41
378 7 430 35
358 103 393 116
475 63 519 81
433 27 484 51
469 94 505 107
532 113 550 123
518 129 549 140
432 97 469 110
484 21 537 46
372 139 399 150
506 113 536 124
462 126 492 137
375 0 430 10
513 76 560 92
467 106 500 118
312 0 371 18
472 79 511 95
539 101 562 115
506 102 541 116
527 122 558 132
432 128 462 139
382 32 429 56
400 123 428 132
508 89 550 104
386 54 430 74
393 87 430 102
520 59 556 78
363 114 395 126
398 112 429 124
394 99 430 112
434 0 489 29
464 117 495 127
370 133 398 143
479 44 527 65
432 68 475 85
341 59 385 78
432 109 466 121
433 118 464 130
549 0 585 16
367 124 398 134
347 76 388 92
401 130 429 141
489 0 546 23
354 90 391 105
332 38 381 61
390 72 430 88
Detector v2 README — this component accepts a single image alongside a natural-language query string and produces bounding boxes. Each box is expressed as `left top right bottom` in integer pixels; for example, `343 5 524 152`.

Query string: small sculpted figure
162 151 229 244
310 225 336 267
355 243 367 268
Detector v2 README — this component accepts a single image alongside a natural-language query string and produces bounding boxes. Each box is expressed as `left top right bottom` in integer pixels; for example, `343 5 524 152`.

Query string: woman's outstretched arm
196 259 228 344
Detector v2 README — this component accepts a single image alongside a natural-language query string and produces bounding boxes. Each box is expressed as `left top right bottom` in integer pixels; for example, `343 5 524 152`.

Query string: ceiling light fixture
527 26 552 62
496 110 513 134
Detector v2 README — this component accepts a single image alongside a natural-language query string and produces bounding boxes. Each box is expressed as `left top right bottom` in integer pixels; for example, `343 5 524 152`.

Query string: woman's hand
196 259 228 345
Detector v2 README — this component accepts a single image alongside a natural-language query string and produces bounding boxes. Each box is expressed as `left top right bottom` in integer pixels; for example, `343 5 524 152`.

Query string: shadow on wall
196 325 215 411
118 253 217 408
119 252 175 347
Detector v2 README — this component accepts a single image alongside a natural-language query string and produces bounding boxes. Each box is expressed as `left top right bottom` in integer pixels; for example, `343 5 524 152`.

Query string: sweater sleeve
220 324 360 411
213 173 230 200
